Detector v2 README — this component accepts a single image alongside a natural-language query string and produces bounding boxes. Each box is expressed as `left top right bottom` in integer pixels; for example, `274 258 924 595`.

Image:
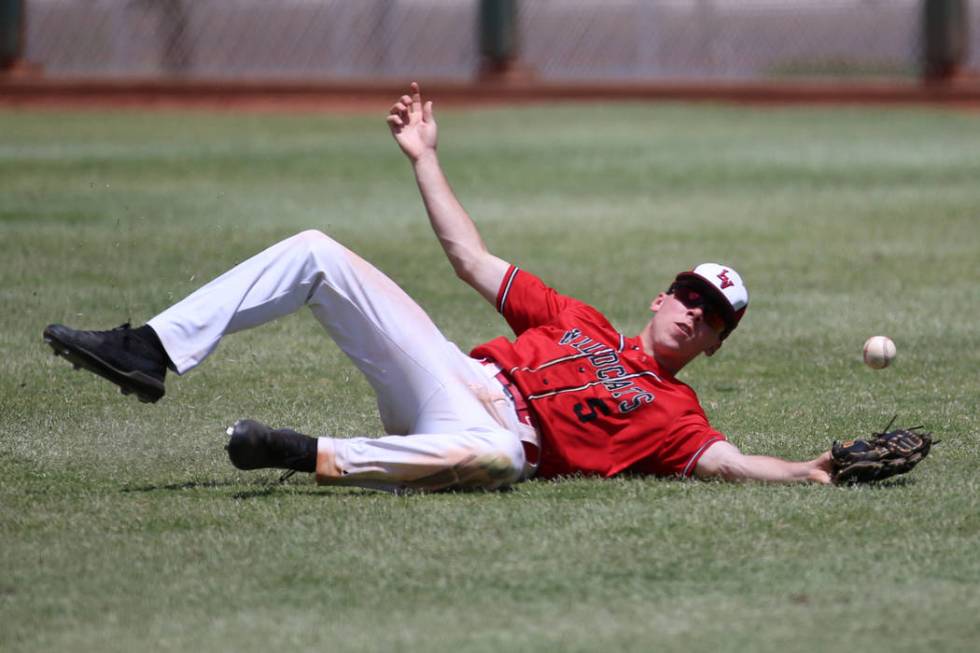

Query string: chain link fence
19 0 980 81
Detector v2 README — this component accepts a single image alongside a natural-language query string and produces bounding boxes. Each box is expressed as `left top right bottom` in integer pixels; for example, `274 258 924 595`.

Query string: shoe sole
43 327 165 403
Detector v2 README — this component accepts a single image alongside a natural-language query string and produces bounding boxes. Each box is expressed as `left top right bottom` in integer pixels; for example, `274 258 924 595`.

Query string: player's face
670 286 728 335
648 286 725 366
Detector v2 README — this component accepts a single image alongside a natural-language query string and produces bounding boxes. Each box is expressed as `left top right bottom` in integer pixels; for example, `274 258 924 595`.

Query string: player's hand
387 82 437 163
808 450 833 485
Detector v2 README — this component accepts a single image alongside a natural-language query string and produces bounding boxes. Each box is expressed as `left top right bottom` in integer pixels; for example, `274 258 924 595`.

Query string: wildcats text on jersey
522 328 656 414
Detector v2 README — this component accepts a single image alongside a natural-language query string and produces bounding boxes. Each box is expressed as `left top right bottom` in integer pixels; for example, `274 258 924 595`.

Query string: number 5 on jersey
574 398 611 423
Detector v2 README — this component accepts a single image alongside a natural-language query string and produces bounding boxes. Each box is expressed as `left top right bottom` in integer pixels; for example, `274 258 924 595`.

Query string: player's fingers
422 100 434 123
400 95 415 117
411 82 422 111
386 114 403 128
392 102 407 114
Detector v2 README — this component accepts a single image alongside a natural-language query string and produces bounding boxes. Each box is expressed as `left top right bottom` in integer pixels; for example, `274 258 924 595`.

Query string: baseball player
44 83 836 491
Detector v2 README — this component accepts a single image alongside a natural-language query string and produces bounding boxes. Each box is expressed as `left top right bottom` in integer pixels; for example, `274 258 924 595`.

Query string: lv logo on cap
717 269 734 289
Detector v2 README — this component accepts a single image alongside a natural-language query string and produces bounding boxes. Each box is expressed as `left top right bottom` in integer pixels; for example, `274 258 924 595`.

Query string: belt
493 370 536 429
480 360 541 468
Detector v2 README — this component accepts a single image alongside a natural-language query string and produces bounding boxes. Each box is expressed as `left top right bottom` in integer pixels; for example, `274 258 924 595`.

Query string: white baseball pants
148 230 537 492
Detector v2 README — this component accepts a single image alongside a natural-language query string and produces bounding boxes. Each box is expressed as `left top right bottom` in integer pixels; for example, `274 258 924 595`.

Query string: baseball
863 336 896 369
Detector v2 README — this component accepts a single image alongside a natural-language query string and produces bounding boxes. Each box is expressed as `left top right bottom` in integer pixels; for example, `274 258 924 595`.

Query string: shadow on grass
121 465 528 500
232 486 280 500
121 479 240 492
121 477 385 500
232 485 410 500
230 485 515 500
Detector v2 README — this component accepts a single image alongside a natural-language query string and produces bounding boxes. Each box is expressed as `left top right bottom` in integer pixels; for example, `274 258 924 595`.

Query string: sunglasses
669 284 728 335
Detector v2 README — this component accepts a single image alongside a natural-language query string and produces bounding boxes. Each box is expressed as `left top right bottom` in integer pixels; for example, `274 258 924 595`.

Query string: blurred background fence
4 0 978 83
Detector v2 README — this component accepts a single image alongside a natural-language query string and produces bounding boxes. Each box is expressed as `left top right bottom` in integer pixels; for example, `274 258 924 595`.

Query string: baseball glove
831 417 934 484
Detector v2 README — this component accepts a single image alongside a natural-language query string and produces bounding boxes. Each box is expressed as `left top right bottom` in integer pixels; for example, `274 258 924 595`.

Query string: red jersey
470 266 725 479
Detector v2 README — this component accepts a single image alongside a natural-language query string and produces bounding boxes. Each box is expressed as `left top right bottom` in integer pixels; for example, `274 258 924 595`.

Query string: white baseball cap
671 263 748 340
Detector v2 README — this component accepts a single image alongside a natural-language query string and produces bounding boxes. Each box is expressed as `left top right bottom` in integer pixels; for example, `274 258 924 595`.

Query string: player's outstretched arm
695 441 832 484
387 82 510 305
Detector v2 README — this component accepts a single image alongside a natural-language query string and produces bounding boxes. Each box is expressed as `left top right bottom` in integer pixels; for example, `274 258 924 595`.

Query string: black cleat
43 323 167 403
225 419 317 473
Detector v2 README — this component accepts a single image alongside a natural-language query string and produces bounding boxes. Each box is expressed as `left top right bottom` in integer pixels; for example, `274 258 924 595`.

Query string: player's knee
295 228 333 249
294 229 346 261
466 437 525 485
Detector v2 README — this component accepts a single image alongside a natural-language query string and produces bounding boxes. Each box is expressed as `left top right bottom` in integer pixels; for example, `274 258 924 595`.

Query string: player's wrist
411 149 439 167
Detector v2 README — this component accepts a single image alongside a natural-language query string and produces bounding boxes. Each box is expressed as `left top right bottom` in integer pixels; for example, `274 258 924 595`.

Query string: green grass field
1 101 978 652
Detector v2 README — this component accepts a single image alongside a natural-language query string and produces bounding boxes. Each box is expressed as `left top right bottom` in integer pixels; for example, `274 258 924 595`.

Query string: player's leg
314 353 536 491
46 229 454 414
44 230 345 402
149 228 490 435
46 228 535 491
226 355 538 492
227 418 526 492
319 427 527 492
